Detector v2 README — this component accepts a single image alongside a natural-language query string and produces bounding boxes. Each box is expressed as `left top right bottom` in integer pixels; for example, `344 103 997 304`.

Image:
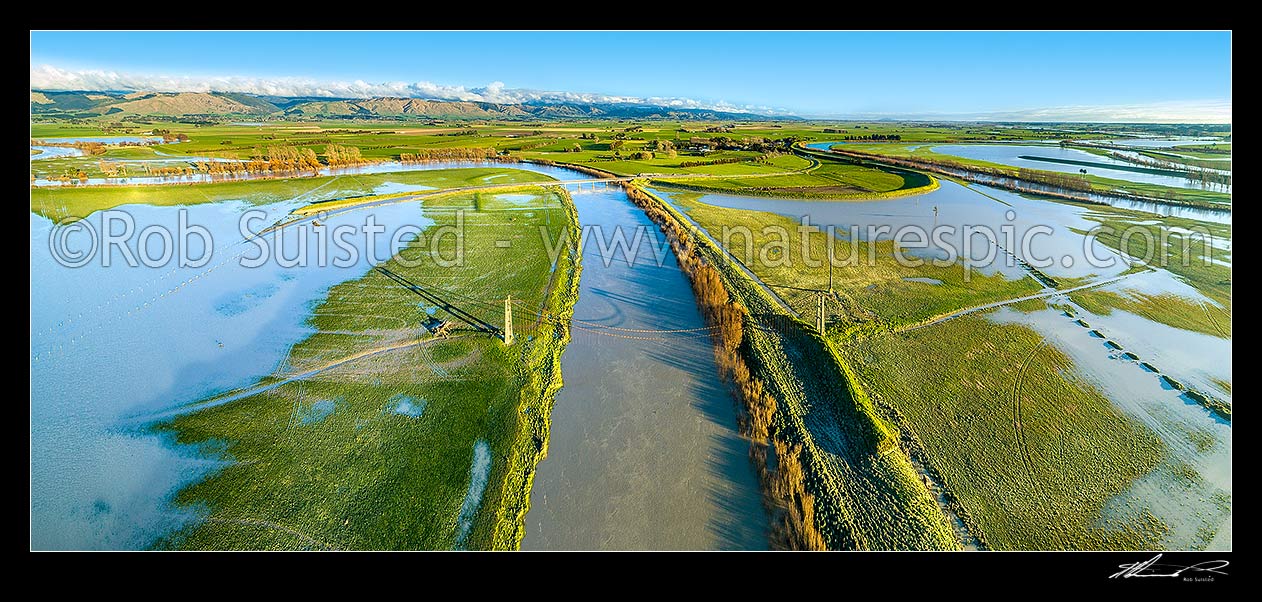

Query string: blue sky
30 31 1232 121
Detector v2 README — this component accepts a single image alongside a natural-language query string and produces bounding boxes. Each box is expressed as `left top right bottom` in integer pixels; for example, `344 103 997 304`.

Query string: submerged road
135 335 461 423
897 269 1152 334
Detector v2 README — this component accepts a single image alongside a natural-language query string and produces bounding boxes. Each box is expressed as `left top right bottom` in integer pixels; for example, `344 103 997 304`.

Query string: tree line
835 148 1225 209
840 134 902 141
677 152 778 168
1107 151 1231 188
324 144 366 167
686 135 804 153
1015 167 1093 192
399 147 499 162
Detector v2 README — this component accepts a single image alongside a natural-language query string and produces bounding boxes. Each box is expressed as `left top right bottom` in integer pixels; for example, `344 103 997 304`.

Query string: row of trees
679 156 750 168
324 144 366 167
133 145 327 178
249 145 324 173
399 147 498 162
1015 167 1093 192
40 170 91 183
677 153 777 168
98 160 126 177
1107 151 1231 189
839 134 902 141
139 143 366 178
142 164 201 178
511 140 553 152
835 149 1226 208
686 135 804 153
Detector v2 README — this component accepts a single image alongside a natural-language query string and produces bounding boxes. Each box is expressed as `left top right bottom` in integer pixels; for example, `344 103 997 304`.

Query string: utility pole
504 295 514 345
816 293 825 335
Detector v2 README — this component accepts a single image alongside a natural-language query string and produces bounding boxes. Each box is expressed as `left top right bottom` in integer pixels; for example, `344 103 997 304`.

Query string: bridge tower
504 295 514 345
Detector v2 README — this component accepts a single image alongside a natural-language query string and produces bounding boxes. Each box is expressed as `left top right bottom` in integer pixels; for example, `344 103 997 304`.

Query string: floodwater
989 305 1231 550
31 146 84 160
371 182 436 195
1042 268 1229 401
931 144 1230 193
32 160 527 188
30 194 432 549
804 143 1231 223
34 136 163 144
660 181 1228 388
1108 149 1232 176
658 179 1134 282
31 161 769 550
805 142 842 150
29 136 167 161
456 440 492 547
521 183 770 550
1087 138 1222 149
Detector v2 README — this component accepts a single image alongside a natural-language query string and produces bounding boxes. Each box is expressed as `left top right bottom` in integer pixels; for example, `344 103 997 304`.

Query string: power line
371 268 722 336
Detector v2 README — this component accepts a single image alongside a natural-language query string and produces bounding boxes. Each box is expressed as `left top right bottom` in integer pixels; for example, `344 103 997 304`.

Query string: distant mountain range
30 90 784 121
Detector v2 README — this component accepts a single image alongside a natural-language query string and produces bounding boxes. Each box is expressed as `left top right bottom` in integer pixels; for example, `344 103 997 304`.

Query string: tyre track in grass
1011 336 1048 507
202 517 336 550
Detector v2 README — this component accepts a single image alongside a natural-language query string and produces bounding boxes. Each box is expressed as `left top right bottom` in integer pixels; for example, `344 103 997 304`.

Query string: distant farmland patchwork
30 103 1230 551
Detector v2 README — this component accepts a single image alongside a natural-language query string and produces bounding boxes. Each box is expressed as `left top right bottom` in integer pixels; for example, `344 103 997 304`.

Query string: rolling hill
31 90 786 121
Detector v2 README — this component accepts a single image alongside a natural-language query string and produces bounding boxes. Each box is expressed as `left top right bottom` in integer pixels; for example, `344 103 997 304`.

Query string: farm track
137 335 464 422
897 270 1149 334
1011 336 1048 502
1200 300 1230 339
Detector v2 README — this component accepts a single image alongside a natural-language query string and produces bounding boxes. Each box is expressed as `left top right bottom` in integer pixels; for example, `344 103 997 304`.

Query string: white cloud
827 100 1231 124
32 64 1227 123
980 100 1231 123
29 64 791 115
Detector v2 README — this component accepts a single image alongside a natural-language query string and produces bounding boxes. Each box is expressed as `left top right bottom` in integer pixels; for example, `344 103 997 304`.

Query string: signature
1110 554 1230 579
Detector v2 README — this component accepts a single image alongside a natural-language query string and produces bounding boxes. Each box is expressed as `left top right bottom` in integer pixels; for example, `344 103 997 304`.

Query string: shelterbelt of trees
400 147 499 162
